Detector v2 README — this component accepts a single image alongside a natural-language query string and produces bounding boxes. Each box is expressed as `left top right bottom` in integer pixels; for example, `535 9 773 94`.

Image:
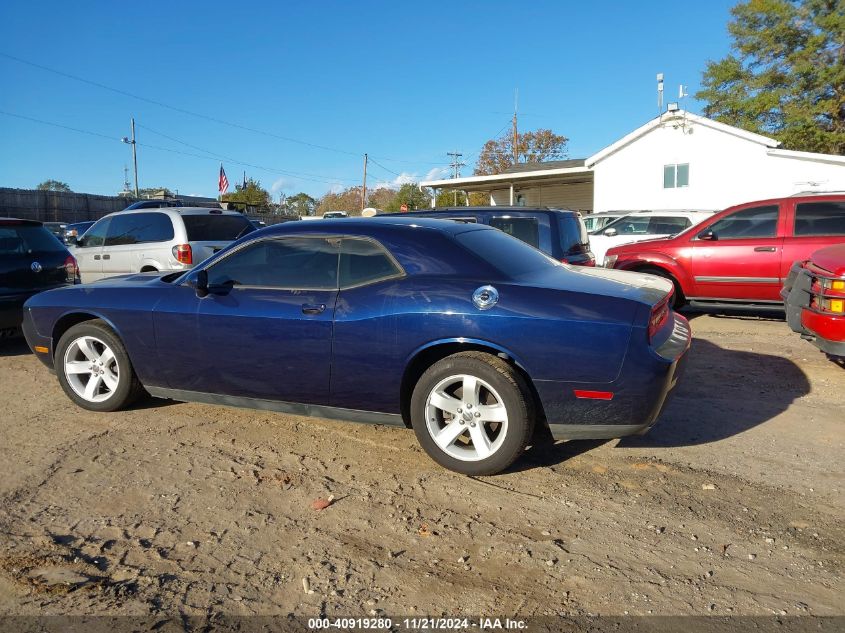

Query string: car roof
261 215 491 237
400 206 578 216
102 207 246 219
613 210 713 218
0 217 42 226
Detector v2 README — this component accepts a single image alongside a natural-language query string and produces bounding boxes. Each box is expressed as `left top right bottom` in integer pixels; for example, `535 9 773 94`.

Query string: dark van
394 207 595 266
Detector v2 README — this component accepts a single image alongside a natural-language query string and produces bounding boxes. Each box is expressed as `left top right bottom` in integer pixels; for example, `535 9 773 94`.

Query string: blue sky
0 1 736 199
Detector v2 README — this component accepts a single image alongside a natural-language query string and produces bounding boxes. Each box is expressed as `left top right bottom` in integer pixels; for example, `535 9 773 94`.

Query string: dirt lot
0 312 842 624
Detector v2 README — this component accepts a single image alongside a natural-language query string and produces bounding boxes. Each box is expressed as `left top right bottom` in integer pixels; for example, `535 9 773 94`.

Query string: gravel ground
0 312 842 624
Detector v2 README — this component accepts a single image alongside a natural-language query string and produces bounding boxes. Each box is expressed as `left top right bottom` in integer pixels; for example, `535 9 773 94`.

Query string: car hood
806 243 845 277
523 265 673 306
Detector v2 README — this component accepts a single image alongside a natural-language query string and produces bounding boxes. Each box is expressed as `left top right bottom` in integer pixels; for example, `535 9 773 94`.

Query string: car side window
206 237 339 289
617 217 651 234
105 212 175 246
79 218 110 248
647 217 691 234
704 205 779 240
339 238 403 289
490 217 540 247
441 217 478 224
794 201 845 236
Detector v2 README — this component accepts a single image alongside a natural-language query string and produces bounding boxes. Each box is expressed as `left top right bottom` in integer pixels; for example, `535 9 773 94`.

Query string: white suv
72 207 255 283
590 210 714 266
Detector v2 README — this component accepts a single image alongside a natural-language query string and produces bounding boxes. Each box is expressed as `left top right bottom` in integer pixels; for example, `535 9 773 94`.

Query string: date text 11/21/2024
307 617 527 630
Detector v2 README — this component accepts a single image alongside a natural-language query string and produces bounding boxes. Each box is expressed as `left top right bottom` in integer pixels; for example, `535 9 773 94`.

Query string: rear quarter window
794 201 845 236
455 227 560 280
183 214 255 241
490 217 540 248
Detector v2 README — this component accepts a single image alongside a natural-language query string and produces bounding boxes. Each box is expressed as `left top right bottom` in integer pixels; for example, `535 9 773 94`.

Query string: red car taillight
172 244 193 265
648 291 673 343
64 255 79 282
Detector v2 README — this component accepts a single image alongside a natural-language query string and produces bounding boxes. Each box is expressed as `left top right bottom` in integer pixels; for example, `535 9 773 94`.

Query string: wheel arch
399 339 545 429
51 311 124 360
622 255 692 296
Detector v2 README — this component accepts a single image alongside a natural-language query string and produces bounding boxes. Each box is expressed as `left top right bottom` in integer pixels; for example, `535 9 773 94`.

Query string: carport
419 159 594 212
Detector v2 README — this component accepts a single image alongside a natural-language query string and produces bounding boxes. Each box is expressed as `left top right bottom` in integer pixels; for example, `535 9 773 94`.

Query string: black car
393 207 595 266
0 219 79 335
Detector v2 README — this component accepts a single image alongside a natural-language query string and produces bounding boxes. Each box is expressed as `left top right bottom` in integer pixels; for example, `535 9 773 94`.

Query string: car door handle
93 255 100 260
301 303 326 315
102 254 110 260
754 246 776 252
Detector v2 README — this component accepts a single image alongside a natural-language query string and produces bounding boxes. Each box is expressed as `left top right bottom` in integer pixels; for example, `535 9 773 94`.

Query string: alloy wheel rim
64 336 119 403
425 373 509 462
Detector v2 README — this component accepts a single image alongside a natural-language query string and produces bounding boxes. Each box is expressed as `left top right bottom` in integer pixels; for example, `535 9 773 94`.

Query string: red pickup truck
604 194 845 309
782 243 845 357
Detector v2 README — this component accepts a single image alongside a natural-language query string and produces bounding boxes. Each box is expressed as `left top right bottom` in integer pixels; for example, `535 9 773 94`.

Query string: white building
420 110 845 214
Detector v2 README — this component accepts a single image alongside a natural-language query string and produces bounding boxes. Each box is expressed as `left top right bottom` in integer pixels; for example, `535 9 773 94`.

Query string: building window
663 163 689 188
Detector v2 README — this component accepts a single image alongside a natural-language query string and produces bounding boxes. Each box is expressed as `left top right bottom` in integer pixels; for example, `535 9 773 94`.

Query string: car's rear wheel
639 266 685 309
55 320 143 412
410 352 533 475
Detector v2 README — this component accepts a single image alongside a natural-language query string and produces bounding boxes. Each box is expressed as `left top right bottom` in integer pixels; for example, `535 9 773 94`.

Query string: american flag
218 164 229 195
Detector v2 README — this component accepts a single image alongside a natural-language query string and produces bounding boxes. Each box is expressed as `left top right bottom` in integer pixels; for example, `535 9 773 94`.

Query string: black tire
639 266 685 309
54 319 144 412
410 351 534 476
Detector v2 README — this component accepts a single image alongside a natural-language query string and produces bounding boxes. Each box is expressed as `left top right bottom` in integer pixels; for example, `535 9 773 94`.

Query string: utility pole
446 151 465 206
361 153 368 211
121 117 139 197
512 88 519 163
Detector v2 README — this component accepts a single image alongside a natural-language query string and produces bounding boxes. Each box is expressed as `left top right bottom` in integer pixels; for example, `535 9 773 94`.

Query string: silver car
71 208 254 283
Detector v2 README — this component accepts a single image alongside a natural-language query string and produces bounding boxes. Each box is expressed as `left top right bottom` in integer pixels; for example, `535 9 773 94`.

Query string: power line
0 110 357 186
367 156 404 177
0 51 447 166
137 123 359 183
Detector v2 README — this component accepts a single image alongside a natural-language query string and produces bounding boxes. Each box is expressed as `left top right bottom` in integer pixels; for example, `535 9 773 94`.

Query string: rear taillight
648 291 673 343
64 255 79 282
172 244 193 265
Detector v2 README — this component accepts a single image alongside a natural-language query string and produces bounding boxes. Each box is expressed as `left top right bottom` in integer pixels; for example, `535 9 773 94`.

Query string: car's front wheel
410 352 534 475
55 320 143 412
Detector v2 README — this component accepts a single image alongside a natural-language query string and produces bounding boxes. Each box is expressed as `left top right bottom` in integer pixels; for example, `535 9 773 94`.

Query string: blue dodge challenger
22 217 690 475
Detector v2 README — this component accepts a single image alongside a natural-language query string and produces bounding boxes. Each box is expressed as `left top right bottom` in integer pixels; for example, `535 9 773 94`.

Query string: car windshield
182 214 255 241
0 225 66 255
454 227 561 280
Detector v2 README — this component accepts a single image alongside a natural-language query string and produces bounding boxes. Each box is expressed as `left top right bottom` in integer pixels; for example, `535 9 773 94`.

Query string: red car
783 243 845 357
604 194 845 309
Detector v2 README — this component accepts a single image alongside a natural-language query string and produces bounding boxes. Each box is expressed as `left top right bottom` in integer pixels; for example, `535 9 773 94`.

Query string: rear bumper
541 314 691 440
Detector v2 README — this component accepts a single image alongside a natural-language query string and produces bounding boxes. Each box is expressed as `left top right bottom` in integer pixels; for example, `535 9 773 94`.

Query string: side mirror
603 228 618 237
195 269 209 298
698 230 717 241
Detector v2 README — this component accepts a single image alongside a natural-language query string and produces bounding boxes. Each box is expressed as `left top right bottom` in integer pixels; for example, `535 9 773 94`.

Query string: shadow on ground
509 336 811 471
620 337 809 448
680 306 785 323
0 337 32 358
